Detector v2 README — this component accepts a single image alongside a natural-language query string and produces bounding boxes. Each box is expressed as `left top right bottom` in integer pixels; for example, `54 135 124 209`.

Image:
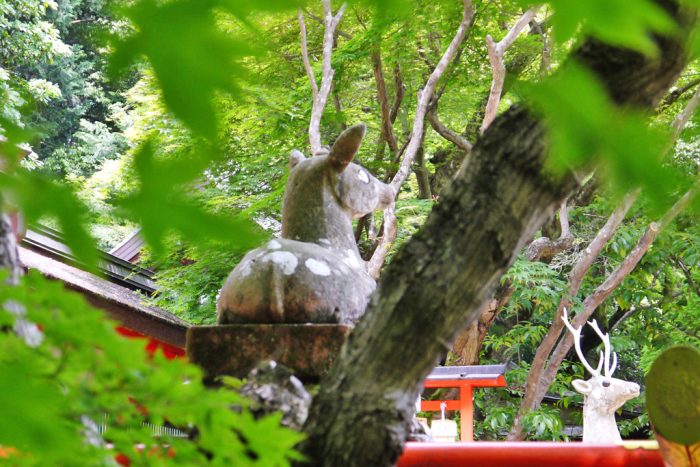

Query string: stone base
186 324 352 383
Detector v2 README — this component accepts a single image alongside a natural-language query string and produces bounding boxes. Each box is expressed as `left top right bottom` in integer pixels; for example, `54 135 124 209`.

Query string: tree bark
373 49 399 155
413 142 432 200
302 2 692 463
451 200 571 366
303 103 574 466
451 284 514 365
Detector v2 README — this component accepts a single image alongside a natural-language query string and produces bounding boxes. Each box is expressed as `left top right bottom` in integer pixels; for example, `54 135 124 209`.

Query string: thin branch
389 63 404 124
426 102 473 153
675 256 700 297
671 83 700 140
424 16 477 153
525 199 574 261
373 50 399 154
510 72 700 440
507 192 636 440
298 9 318 100
303 8 353 39
306 0 348 156
481 7 540 134
366 0 475 278
660 77 700 109
390 0 474 194
543 181 699 388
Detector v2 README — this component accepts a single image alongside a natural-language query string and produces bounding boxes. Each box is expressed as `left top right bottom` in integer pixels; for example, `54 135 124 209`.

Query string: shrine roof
18 226 187 348
426 364 507 381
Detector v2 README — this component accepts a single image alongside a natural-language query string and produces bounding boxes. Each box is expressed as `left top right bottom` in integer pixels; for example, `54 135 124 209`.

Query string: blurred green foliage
0 271 303 465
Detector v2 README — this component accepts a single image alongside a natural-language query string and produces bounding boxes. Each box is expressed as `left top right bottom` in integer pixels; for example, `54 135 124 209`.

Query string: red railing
398 441 663 467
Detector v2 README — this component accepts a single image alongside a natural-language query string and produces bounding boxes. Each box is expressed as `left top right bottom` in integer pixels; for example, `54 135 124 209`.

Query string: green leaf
0 360 81 459
109 0 255 139
526 63 682 214
518 0 678 56
117 141 261 256
0 116 38 170
0 171 100 271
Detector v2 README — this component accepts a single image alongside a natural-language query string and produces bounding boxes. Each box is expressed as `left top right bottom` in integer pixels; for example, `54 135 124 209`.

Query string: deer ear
289 150 306 169
572 379 592 395
329 123 366 172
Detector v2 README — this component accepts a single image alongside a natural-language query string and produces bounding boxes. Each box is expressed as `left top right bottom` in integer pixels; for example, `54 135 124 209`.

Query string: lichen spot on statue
217 124 394 325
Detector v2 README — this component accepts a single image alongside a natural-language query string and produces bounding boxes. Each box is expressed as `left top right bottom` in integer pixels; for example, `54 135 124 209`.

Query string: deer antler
562 308 603 377
586 319 618 377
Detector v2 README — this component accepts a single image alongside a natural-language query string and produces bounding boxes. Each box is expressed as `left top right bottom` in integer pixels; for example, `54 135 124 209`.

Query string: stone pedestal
186 324 352 383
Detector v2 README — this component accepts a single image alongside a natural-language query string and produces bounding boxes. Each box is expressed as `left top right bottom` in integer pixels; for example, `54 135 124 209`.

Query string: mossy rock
646 345 700 445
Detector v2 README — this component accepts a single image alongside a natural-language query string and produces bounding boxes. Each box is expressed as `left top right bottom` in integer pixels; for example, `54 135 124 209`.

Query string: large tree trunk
301 3 691 465
302 105 576 465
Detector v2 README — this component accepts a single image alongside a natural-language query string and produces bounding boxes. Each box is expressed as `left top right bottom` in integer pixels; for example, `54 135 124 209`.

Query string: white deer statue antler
562 308 640 444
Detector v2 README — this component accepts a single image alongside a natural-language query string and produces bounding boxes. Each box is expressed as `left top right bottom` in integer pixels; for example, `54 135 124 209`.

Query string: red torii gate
420 364 507 442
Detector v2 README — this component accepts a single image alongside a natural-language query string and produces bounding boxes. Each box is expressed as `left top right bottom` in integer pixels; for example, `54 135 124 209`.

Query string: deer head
282 124 394 255
562 308 640 444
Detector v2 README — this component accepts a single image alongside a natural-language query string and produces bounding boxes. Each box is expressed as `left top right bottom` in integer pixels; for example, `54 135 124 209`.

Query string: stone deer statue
218 124 394 325
562 308 640 444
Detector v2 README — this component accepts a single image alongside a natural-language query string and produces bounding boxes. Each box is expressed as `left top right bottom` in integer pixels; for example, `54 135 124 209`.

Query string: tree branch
481 7 540 134
540 181 698 399
509 32 700 437
305 1 348 156
426 101 473 153
524 199 574 261
675 256 700 297
508 191 637 439
372 50 399 154
389 63 404 124
660 76 700 108
298 9 319 101
671 82 700 140
303 8 353 39
366 0 475 278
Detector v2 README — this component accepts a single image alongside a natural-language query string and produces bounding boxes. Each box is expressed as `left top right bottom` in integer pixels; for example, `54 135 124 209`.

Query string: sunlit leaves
108 0 306 141
109 0 253 139
117 141 260 257
526 63 683 213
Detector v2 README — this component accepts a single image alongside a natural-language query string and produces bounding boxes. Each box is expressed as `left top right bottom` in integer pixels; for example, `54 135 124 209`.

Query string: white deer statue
562 308 640 444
